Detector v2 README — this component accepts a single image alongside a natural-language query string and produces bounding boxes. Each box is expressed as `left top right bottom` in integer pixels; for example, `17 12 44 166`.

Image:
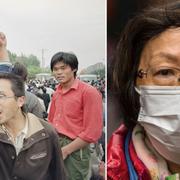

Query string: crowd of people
83 78 105 100
0 33 104 180
26 76 105 105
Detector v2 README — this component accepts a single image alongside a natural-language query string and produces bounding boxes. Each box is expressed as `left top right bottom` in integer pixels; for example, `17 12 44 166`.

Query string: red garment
107 124 151 180
48 79 103 143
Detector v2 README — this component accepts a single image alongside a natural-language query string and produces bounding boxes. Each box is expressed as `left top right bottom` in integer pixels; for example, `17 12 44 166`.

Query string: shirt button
13 176 18 179
11 156 15 160
31 138 34 141
41 133 46 137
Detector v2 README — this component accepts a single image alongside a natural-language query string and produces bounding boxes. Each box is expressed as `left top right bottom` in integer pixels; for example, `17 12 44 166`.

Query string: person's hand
0 32 7 48
61 146 70 160
99 161 105 179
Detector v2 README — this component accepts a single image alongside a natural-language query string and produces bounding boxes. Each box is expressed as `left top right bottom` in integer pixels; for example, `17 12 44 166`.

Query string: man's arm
61 137 88 160
0 32 9 61
78 87 103 142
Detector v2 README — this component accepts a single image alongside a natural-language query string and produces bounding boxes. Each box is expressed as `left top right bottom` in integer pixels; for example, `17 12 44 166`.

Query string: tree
28 65 42 79
28 54 40 67
8 50 43 78
8 51 17 63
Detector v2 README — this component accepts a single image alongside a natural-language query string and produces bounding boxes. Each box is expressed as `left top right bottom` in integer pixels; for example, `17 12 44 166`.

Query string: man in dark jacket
41 87 50 111
13 62 46 118
0 73 67 180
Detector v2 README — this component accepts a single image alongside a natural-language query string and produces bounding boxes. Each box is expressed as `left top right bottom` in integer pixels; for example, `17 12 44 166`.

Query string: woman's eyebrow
152 52 179 62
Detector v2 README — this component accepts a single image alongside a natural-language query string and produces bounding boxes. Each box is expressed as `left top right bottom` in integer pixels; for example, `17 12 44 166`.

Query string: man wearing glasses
0 73 67 180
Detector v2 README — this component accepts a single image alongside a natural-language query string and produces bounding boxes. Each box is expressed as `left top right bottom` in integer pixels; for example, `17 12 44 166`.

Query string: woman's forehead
139 28 180 67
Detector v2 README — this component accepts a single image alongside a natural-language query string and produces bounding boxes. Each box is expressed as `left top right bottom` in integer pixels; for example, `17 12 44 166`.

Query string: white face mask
135 85 180 165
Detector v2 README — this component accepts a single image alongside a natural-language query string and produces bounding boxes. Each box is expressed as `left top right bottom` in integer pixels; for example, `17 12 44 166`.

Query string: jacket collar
107 124 151 180
26 113 44 138
0 113 44 139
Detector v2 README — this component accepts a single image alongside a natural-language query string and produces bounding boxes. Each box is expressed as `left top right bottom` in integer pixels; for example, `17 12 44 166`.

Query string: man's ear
73 68 77 73
17 96 25 108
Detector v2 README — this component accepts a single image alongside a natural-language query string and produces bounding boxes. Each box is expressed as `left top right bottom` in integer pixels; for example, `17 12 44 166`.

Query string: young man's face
52 61 76 85
0 79 24 124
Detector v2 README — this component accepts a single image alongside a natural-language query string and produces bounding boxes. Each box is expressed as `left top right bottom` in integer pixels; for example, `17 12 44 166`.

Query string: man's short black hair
50 52 78 77
12 62 28 81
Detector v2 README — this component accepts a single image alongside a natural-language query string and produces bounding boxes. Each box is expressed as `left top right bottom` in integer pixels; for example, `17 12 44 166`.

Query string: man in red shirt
48 52 103 180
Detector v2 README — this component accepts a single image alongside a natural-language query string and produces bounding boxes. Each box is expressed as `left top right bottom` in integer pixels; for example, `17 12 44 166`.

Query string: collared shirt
1 117 28 155
48 79 103 143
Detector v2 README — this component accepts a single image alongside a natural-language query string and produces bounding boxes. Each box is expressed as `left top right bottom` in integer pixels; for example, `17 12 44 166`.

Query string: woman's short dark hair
50 52 78 77
113 1 180 128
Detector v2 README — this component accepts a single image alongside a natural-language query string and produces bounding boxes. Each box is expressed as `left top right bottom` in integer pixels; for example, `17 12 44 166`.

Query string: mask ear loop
134 87 141 95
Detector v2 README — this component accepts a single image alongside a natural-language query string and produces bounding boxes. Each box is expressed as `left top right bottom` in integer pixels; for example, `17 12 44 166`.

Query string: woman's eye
155 69 175 76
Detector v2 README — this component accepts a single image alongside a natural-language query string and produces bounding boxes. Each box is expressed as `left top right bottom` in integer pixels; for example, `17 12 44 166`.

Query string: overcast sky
0 0 105 70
